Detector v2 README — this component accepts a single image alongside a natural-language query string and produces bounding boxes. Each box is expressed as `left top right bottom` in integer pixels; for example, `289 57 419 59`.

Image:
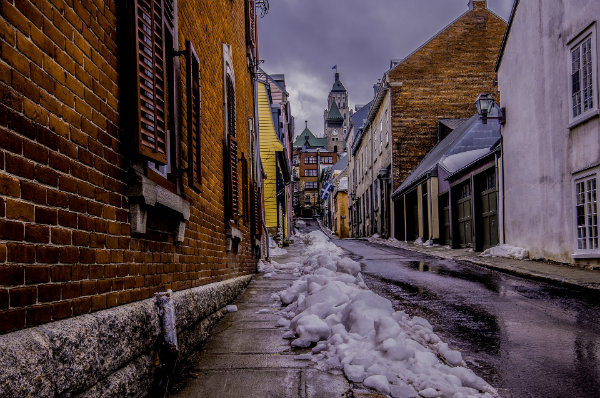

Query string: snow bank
277 230 498 397
480 244 529 260
268 237 288 256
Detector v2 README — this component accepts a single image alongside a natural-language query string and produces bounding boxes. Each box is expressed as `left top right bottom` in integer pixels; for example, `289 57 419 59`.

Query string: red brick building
0 0 264 395
298 149 336 217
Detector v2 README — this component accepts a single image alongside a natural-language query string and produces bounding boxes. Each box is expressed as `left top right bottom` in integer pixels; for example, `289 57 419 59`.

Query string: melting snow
480 244 529 260
271 230 498 397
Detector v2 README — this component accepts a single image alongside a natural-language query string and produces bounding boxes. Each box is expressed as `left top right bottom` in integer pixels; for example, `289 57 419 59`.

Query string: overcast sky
258 0 513 139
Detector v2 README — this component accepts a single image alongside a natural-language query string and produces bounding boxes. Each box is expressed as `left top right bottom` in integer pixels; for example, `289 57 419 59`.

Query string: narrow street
299 220 600 398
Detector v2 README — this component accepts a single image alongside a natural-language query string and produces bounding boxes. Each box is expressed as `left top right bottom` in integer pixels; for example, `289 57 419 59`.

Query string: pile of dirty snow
276 230 498 397
480 244 529 260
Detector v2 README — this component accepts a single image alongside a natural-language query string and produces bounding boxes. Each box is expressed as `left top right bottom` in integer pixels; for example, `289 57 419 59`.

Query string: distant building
323 72 350 156
322 153 348 233
333 177 350 239
348 102 373 237
292 123 329 217
496 0 600 265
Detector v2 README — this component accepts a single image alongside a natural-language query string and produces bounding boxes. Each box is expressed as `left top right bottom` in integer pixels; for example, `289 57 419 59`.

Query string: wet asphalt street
302 220 600 398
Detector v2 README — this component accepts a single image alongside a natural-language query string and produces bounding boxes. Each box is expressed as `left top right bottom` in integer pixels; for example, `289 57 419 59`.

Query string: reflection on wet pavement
326 234 600 398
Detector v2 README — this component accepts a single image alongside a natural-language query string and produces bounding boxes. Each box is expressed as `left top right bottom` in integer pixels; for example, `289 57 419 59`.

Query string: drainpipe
152 290 179 396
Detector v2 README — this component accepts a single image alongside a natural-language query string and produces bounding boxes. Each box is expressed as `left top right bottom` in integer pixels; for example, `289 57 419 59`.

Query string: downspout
152 290 179 396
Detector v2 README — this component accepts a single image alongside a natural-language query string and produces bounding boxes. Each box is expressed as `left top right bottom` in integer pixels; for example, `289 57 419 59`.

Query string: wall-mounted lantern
475 93 506 125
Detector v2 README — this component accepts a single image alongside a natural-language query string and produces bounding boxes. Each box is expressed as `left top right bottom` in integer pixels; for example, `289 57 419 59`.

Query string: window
305 182 318 189
304 156 317 164
385 109 389 144
575 175 598 252
379 120 383 153
569 25 597 124
304 169 317 177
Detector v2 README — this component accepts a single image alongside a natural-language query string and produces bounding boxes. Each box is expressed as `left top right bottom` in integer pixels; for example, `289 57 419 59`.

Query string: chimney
373 84 378 97
468 0 486 10
305 120 308 129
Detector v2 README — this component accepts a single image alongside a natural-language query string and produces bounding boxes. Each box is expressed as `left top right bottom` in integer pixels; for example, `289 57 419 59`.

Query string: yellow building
257 81 291 242
333 177 350 238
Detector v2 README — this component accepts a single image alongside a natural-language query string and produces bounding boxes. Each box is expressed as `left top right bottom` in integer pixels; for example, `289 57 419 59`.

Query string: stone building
348 102 372 237
389 0 506 239
0 0 264 395
323 71 349 155
497 0 600 265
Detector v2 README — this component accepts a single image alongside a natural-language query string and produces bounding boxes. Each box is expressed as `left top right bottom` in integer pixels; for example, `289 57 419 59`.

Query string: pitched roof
331 72 346 92
495 0 520 71
293 124 327 149
391 3 506 74
350 101 373 155
439 118 469 131
393 108 502 197
326 100 344 122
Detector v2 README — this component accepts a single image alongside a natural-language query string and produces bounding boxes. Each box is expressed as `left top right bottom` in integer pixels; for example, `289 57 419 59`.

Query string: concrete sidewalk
169 239 354 398
367 237 600 294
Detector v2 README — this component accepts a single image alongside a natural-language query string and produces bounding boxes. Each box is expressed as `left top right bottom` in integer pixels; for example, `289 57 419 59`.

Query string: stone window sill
572 252 600 259
128 172 190 243
569 109 599 130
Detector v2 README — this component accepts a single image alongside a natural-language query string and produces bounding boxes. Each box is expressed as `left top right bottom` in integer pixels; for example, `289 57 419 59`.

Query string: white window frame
572 167 599 258
568 23 598 128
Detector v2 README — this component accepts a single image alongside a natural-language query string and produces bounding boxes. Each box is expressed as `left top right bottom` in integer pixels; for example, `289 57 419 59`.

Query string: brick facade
298 150 336 215
389 1 506 191
0 0 259 334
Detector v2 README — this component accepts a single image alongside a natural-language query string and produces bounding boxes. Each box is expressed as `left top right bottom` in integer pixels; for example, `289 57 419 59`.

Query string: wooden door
456 181 472 246
478 170 498 250
439 193 451 245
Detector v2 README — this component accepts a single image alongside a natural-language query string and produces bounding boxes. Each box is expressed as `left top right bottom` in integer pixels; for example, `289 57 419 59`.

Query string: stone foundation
0 275 252 397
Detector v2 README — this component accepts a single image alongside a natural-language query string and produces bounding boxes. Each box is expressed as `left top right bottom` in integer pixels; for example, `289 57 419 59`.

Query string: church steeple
323 70 349 155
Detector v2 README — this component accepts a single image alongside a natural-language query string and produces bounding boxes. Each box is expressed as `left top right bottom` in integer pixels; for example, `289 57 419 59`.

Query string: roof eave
495 0 519 72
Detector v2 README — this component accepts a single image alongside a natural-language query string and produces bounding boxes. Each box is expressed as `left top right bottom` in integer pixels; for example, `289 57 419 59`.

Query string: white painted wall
498 0 600 262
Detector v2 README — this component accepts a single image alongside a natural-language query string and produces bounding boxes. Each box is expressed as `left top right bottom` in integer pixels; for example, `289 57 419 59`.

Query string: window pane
587 179 598 249
572 47 582 117
583 38 594 112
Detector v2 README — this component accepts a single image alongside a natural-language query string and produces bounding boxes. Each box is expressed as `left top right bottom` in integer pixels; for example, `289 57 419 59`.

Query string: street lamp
475 93 506 125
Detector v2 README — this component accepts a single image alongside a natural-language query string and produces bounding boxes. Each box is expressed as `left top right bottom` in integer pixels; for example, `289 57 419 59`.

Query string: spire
331 71 346 93
326 101 344 123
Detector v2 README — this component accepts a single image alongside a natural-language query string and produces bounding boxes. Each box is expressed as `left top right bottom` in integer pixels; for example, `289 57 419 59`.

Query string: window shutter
226 76 239 219
132 0 170 164
241 154 249 223
186 40 202 191
255 186 262 237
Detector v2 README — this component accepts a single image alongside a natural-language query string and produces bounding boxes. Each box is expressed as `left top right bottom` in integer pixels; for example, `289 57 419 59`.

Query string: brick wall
0 0 257 334
389 3 506 191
